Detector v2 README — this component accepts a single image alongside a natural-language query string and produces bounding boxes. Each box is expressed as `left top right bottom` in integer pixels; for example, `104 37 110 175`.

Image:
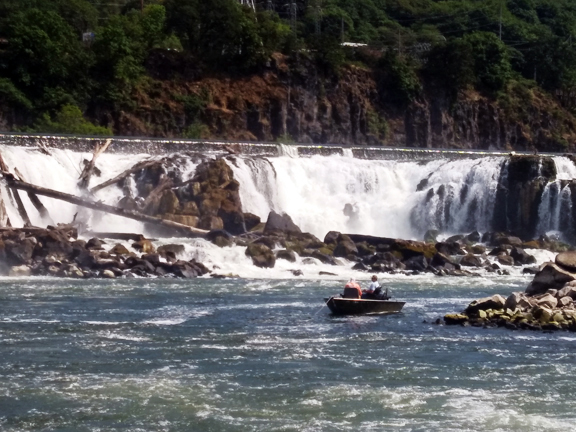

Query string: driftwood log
1 173 209 237
14 167 50 220
90 159 158 193
78 139 112 190
0 152 28 225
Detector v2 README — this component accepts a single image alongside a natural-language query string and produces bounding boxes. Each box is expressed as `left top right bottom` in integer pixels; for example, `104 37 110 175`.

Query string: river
1 275 575 431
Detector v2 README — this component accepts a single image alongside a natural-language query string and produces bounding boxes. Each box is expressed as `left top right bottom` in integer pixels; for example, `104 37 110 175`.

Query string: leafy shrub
33 104 111 135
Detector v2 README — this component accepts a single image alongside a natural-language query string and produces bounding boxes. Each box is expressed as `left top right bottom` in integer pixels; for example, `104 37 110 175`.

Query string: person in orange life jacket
362 275 380 299
343 278 362 299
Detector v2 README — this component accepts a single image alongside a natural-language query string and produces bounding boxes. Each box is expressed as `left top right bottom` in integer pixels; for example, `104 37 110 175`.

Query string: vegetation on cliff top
1 0 576 142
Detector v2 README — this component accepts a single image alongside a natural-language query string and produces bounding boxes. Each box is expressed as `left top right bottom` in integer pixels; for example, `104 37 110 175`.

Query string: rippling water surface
1 276 576 431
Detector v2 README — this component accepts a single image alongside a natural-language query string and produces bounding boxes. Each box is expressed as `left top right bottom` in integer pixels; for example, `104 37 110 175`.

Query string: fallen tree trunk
1 173 209 237
14 167 50 220
90 159 158 193
0 152 29 226
79 139 112 190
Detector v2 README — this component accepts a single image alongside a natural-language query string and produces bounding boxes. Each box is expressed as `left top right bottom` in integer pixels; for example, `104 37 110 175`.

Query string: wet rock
510 247 536 265
157 244 185 259
264 211 301 234
86 238 105 250
526 262 576 295
558 296 574 308
110 244 131 256
319 271 337 276
556 251 576 272
466 294 506 315
466 231 481 243
290 269 303 276
311 250 335 265
352 262 370 271
444 313 468 325
132 239 155 254
101 269 116 279
243 213 261 231
324 231 340 246
445 234 465 243
198 215 224 231
403 255 428 271
143 253 161 266
435 241 462 256
218 208 246 235
494 235 523 247
536 293 558 309
4 238 35 265
333 234 358 258
276 249 296 262
557 285 576 300
471 245 486 254
430 252 457 268
504 292 524 311
489 245 509 256
245 243 276 268
498 254 515 266
460 254 482 267
253 236 278 249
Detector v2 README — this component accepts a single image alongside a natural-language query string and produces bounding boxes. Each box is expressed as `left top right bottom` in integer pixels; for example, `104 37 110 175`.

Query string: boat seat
342 287 361 299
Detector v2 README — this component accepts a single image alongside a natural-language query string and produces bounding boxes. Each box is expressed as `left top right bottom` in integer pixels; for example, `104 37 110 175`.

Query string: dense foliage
1 0 576 134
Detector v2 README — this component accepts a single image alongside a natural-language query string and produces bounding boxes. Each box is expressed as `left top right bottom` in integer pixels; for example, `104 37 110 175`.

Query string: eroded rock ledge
444 251 576 331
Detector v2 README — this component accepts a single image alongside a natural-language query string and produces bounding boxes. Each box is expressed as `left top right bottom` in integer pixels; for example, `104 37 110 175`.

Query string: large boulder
526 262 576 295
243 213 261 231
276 249 296 262
403 255 428 271
333 234 358 258
264 211 301 234
536 293 558 309
460 254 482 267
435 241 463 256
218 208 246 235
557 284 576 300
556 251 576 272
466 294 506 315
510 247 536 265
245 243 276 268
4 238 36 265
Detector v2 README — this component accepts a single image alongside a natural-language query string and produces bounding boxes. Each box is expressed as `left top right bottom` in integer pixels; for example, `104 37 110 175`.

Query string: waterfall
0 145 150 232
3 137 576 244
229 154 505 239
536 156 576 240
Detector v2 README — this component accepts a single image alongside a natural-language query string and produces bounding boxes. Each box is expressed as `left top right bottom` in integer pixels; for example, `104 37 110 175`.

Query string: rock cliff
94 52 576 152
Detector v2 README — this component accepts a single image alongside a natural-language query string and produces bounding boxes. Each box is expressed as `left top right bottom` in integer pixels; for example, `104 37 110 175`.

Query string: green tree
91 12 146 102
33 104 111 135
0 8 91 108
464 32 512 92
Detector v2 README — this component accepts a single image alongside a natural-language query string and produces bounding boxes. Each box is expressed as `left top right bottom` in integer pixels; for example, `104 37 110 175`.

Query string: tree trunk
90 159 158 193
2 173 209 237
78 139 112 190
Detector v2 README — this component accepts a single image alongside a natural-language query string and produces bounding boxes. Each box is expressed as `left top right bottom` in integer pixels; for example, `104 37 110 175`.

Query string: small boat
324 296 405 315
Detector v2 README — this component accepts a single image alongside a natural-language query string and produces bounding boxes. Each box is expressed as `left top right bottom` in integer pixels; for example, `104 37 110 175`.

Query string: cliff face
4 51 575 151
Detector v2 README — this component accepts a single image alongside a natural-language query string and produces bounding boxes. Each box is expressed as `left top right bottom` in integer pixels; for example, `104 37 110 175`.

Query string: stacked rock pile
444 251 576 331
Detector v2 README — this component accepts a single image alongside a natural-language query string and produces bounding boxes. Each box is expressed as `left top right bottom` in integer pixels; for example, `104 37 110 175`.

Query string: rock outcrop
444 251 576 332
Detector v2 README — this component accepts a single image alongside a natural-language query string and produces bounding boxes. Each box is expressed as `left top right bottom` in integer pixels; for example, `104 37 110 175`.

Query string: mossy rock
444 313 468 325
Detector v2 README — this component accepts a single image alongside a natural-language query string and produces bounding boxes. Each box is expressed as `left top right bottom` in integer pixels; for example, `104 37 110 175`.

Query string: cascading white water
0 143 562 278
0 145 151 232
229 154 505 239
536 156 576 239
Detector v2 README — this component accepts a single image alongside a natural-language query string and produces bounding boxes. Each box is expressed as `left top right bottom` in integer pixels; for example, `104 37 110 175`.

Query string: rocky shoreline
444 251 576 332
